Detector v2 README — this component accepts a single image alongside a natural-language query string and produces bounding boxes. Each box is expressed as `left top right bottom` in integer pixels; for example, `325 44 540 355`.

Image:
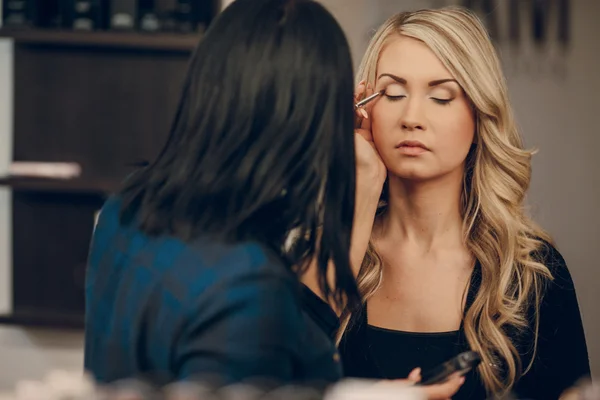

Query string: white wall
0 39 13 317
321 0 600 376
515 0 600 376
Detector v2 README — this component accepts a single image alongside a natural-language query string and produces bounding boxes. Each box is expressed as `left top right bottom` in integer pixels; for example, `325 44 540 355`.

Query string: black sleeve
514 244 590 400
300 284 340 340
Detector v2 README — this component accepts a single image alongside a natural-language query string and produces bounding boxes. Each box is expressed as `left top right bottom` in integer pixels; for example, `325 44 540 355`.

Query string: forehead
377 35 453 80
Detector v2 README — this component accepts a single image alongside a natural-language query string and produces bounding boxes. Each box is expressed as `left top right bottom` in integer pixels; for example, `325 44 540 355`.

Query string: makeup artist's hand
375 368 465 400
354 81 386 188
408 368 465 400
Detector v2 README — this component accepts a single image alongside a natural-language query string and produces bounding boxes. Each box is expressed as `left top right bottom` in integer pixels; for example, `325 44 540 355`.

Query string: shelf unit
0 176 118 194
0 28 200 52
0 29 195 329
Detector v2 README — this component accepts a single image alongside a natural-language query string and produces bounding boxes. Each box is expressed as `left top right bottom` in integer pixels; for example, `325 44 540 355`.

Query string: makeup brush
354 90 384 109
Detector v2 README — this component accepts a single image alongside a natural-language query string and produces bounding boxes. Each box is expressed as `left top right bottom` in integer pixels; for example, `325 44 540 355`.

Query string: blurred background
0 0 597 390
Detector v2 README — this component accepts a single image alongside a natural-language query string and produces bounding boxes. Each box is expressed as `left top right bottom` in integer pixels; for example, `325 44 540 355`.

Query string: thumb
408 368 422 383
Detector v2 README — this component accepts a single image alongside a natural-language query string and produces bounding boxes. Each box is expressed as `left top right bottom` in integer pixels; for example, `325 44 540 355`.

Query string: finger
355 101 368 119
358 82 376 130
407 368 421 382
422 376 465 400
354 81 366 101
359 109 372 131
364 81 378 107
355 107 364 119
355 128 374 143
354 81 367 122
365 82 374 97
360 82 374 108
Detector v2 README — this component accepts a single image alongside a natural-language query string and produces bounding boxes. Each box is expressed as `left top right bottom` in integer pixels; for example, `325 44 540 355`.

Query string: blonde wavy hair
339 7 553 397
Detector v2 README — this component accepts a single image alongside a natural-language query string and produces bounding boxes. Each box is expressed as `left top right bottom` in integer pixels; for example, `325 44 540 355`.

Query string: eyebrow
377 73 459 87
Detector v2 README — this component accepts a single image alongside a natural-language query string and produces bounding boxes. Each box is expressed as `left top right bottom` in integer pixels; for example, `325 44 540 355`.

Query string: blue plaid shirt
84 196 342 386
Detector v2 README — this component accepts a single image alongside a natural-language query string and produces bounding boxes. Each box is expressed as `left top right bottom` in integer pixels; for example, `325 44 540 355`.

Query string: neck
381 169 465 252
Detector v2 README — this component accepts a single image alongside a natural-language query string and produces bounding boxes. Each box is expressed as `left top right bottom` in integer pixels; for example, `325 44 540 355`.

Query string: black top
303 243 591 400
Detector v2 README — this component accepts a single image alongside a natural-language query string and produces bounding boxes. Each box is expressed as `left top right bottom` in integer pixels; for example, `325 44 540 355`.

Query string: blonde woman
302 7 589 400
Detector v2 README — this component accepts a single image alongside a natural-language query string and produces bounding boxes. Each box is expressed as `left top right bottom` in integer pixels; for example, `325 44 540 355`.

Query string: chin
390 168 436 182
387 159 464 183
385 160 432 180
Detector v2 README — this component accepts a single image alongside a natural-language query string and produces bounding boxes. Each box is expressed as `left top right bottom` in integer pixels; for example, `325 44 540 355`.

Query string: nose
400 98 426 131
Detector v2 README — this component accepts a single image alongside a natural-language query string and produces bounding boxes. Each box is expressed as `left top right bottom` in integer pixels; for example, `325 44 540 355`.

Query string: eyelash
385 95 405 102
385 94 453 106
432 98 453 105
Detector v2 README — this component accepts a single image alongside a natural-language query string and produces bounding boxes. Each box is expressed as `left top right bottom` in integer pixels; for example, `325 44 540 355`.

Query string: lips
396 140 429 150
395 140 429 156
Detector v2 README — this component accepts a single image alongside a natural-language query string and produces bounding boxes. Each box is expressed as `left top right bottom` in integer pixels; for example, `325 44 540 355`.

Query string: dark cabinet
0 29 199 328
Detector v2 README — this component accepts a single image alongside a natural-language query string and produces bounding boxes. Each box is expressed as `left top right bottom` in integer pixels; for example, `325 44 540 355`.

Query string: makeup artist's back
84 0 359 387
84 196 341 385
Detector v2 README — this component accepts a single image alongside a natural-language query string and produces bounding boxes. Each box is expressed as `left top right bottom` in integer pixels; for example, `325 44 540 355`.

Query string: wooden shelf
0 311 84 330
0 28 201 52
0 24 187 331
0 176 117 194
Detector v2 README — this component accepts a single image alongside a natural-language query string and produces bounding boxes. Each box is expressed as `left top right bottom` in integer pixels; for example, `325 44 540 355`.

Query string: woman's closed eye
386 94 454 104
383 85 407 101
386 93 406 101
382 84 456 105
430 97 453 105
430 88 455 105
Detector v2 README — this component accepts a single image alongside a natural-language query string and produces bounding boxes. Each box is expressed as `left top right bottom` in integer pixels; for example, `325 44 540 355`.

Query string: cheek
370 103 397 148
435 109 475 162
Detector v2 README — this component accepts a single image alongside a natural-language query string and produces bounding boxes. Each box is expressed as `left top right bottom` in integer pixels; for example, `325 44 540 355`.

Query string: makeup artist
83 0 360 387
